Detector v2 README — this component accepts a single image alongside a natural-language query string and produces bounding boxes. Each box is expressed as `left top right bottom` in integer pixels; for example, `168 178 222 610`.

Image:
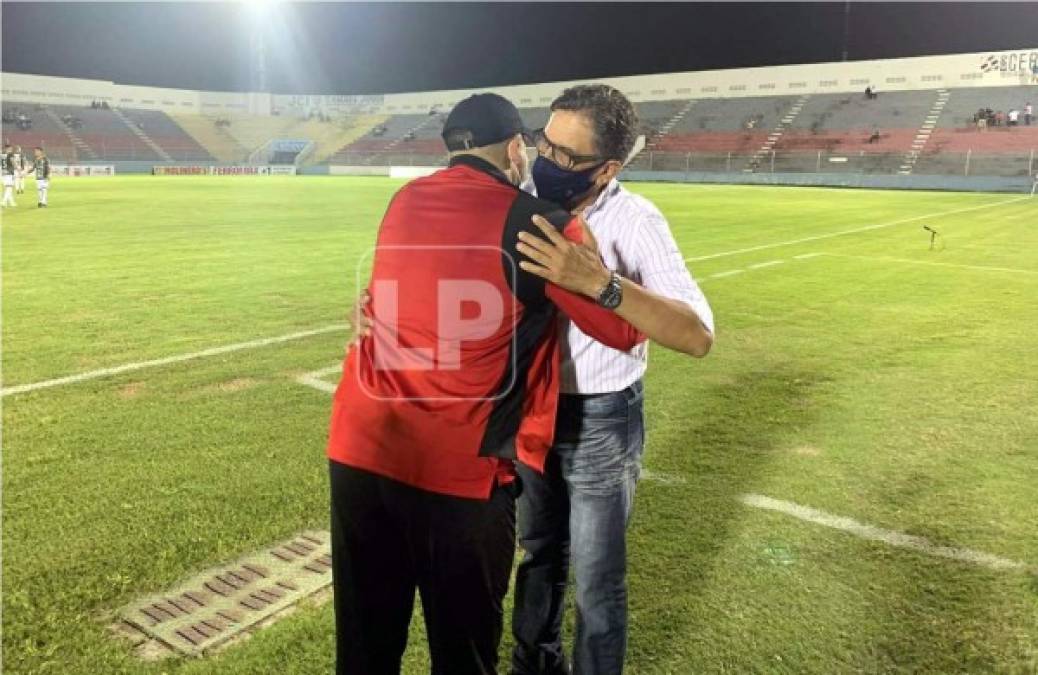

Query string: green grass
2 176 1036 674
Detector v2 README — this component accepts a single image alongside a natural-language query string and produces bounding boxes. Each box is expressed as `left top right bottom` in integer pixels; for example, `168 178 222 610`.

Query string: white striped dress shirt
558 179 714 394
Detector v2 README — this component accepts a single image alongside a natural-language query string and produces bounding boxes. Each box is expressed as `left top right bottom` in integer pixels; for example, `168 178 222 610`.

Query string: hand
345 289 374 355
516 215 612 299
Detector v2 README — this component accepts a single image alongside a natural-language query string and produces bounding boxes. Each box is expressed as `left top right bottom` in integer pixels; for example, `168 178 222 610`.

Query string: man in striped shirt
511 84 715 675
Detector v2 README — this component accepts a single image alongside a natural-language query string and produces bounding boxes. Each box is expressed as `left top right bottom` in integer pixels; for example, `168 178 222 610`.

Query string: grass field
2 176 1037 674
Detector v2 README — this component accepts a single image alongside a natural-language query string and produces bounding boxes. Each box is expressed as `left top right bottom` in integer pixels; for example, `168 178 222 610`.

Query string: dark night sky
3 3 1037 95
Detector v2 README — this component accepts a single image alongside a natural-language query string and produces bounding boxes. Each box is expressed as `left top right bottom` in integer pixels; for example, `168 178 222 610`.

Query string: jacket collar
448 153 514 188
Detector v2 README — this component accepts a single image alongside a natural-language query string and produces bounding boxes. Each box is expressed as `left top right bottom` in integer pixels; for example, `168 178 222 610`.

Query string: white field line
819 252 1038 276
296 365 342 394
704 269 745 280
684 195 1030 264
1 324 349 398
701 253 822 283
740 493 1029 572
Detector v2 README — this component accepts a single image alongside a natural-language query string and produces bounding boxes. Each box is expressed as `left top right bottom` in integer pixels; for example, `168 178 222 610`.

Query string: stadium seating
169 113 391 165
635 87 1036 176
46 104 163 160
2 104 78 161
168 113 249 163
118 108 213 161
6 85 1034 178
328 113 446 165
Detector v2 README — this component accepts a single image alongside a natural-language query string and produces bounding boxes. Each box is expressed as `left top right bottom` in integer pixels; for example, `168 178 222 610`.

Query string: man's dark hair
550 84 639 162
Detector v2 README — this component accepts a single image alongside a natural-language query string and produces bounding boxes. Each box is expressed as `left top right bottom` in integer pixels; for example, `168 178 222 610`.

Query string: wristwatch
596 271 624 310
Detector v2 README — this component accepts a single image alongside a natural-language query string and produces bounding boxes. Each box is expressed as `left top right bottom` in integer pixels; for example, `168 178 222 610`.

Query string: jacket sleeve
542 216 645 352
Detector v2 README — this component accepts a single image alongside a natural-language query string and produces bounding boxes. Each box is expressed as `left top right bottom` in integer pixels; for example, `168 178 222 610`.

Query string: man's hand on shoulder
516 214 611 300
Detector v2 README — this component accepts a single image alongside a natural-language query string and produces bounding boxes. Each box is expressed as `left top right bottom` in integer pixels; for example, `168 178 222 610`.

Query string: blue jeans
512 380 645 675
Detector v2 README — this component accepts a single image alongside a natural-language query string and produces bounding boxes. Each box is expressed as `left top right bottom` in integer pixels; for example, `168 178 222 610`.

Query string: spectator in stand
1026 103 1033 126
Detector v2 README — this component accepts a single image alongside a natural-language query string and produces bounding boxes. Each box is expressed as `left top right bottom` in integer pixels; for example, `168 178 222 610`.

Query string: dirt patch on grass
213 377 259 393
117 382 146 399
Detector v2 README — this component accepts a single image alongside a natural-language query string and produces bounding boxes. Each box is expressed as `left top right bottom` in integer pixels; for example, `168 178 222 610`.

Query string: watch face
599 275 623 309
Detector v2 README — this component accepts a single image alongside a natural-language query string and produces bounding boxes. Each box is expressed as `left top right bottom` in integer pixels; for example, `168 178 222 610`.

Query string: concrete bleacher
935 86 1035 128
636 100 688 134
639 87 1035 177
518 107 551 132
329 113 444 164
328 107 555 165
47 104 162 160
673 95 800 133
119 108 212 161
168 114 248 163
8 84 1028 178
649 96 799 155
2 104 77 161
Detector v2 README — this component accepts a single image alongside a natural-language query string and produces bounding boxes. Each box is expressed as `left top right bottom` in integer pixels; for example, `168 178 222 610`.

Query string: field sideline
2 176 1036 674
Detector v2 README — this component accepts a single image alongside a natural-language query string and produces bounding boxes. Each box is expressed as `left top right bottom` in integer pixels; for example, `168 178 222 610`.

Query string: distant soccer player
33 147 50 208
2 142 16 208
14 145 26 194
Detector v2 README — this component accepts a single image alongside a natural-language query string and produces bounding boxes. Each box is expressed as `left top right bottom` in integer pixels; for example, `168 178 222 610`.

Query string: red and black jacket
327 155 643 499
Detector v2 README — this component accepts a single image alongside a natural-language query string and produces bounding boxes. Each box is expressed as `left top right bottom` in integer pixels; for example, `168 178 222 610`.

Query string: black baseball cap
442 93 530 151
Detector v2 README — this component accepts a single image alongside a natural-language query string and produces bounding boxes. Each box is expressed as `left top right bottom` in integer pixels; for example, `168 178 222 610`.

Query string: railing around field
624 149 1036 178
41 137 219 163
323 149 1035 178
32 140 1038 179
328 151 449 167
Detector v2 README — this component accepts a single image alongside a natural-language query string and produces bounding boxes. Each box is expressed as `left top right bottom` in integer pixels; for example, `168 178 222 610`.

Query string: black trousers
329 460 517 675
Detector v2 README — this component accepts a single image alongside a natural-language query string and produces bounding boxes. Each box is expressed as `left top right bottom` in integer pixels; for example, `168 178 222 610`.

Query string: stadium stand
5 83 1032 179
328 113 446 165
216 114 302 156
285 115 389 164
168 113 249 163
47 104 163 160
629 86 1037 176
118 108 213 161
168 113 389 165
2 104 78 161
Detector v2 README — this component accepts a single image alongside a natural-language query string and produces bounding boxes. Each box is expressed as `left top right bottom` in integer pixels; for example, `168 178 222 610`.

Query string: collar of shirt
580 178 622 220
448 153 514 188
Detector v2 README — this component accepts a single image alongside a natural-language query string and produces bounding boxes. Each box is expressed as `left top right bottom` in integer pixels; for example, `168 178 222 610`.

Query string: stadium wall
0 72 271 115
294 48 1038 115
4 48 1035 116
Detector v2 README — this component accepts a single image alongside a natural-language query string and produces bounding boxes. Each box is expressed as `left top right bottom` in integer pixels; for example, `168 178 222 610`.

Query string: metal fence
327 151 449 167
44 143 1038 179
624 150 1036 178
324 148 1035 178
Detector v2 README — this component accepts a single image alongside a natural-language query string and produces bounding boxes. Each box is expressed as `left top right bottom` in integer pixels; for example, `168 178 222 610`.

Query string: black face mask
531 156 605 208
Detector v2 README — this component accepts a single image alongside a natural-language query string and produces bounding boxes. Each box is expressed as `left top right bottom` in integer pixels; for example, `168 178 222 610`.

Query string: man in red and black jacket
326 93 642 675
